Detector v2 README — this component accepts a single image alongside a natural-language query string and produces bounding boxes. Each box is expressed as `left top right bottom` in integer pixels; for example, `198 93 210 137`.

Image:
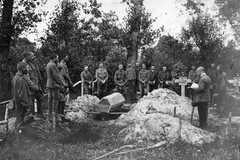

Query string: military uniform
158 71 170 88
148 70 158 92
95 68 108 95
22 59 43 115
81 70 93 94
207 67 217 106
194 73 211 129
138 69 149 97
114 69 127 94
12 72 32 130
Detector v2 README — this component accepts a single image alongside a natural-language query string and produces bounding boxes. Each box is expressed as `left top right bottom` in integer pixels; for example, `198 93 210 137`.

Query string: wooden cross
167 76 192 97
228 77 240 92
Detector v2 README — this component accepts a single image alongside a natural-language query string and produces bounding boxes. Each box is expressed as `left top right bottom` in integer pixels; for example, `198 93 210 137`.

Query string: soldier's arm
95 69 101 81
24 76 39 91
114 71 118 85
104 69 109 81
138 71 142 83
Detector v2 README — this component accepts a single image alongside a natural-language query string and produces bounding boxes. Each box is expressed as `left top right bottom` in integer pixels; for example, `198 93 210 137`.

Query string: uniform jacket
158 71 170 83
96 68 108 81
139 69 149 82
114 69 127 84
148 70 158 83
81 70 92 83
60 61 72 85
126 67 136 80
12 72 31 108
207 68 217 84
195 73 212 102
46 60 62 89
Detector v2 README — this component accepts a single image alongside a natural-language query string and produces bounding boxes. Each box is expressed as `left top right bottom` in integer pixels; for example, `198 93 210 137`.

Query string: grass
0 92 240 160
0 118 239 160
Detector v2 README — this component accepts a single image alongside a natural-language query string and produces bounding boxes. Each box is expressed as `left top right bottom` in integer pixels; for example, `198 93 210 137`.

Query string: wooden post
181 85 185 97
52 112 56 132
178 114 182 139
174 107 176 117
34 99 37 113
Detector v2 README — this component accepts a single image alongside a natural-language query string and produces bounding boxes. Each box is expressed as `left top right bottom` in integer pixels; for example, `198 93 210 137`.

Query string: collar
200 73 206 77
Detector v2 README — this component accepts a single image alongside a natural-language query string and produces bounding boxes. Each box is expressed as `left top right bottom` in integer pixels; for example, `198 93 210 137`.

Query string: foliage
215 0 240 43
120 0 161 64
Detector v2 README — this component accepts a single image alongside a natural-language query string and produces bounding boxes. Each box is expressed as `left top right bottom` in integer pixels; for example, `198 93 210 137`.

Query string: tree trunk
0 0 14 101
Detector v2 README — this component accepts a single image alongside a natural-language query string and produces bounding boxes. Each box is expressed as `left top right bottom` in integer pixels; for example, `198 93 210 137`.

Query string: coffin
97 92 125 113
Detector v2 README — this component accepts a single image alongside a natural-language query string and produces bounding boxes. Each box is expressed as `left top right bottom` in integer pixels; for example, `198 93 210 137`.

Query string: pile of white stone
66 95 100 123
115 88 217 146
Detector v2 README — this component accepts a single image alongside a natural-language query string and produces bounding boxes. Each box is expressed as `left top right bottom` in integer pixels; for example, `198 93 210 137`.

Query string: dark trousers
97 80 107 94
148 83 157 92
15 103 27 130
139 82 147 97
83 82 91 94
126 80 136 103
116 85 125 94
197 101 209 129
57 101 65 115
48 88 60 115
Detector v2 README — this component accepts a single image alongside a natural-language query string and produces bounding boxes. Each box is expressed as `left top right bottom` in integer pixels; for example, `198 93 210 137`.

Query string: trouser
148 83 156 92
209 85 215 107
116 85 125 94
83 82 91 94
48 88 60 115
126 80 136 103
158 82 168 89
139 82 148 97
97 80 107 94
57 101 65 115
197 101 209 129
15 103 27 130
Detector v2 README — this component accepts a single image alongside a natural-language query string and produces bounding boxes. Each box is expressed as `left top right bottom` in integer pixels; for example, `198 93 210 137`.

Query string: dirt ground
0 93 240 160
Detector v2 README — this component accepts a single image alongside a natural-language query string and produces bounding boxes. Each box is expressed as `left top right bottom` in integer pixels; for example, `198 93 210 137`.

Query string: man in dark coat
207 63 217 107
22 51 43 116
148 65 158 92
60 55 73 87
193 66 212 129
46 54 63 116
158 66 170 88
12 62 34 131
114 64 127 94
81 65 93 95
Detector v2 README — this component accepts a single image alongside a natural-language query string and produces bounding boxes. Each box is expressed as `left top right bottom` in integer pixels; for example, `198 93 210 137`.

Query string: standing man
60 55 73 87
22 51 43 116
95 62 108 97
138 63 149 97
114 64 127 95
158 66 170 88
135 62 140 93
207 63 217 107
188 65 197 100
81 65 93 95
148 65 158 92
46 54 63 117
126 63 136 103
12 62 33 132
192 66 211 129
214 64 227 115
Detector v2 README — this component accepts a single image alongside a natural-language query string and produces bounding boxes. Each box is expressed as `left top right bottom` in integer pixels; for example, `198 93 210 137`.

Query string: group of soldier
11 49 229 132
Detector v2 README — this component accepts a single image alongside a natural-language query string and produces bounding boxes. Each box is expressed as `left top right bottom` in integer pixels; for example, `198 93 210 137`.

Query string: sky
26 0 221 43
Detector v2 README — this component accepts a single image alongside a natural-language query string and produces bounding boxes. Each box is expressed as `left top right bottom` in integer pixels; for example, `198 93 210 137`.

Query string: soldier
192 66 211 129
60 55 73 87
81 65 93 95
46 54 63 117
148 65 158 92
138 63 149 97
12 62 34 132
207 63 217 107
22 51 43 116
188 65 197 100
158 66 170 88
95 62 108 97
135 62 140 93
126 63 136 103
214 64 227 115
114 64 127 95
